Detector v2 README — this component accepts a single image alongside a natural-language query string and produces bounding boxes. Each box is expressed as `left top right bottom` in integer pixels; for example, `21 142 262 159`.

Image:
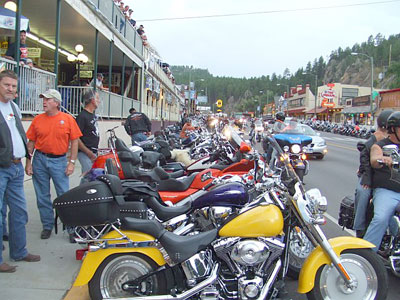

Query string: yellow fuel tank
219 205 284 237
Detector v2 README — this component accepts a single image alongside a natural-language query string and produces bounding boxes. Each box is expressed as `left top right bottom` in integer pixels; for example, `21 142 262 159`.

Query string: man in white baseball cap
26 89 82 242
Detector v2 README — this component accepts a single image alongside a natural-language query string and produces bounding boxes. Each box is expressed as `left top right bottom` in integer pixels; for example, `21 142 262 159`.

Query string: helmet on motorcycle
275 112 285 122
377 109 394 129
386 111 400 133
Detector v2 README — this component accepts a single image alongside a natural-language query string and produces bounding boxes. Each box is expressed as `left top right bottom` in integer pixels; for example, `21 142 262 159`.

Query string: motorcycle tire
307 248 388 300
287 227 314 279
88 253 167 300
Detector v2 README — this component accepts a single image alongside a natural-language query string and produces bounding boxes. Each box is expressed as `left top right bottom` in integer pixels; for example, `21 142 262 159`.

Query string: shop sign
79 70 92 78
321 89 336 100
27 47 41 58
79 63 94 71
352 95 370 107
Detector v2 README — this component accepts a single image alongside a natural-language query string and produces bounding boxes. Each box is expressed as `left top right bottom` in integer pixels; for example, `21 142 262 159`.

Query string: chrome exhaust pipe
104 263 219 300
257 259 282 300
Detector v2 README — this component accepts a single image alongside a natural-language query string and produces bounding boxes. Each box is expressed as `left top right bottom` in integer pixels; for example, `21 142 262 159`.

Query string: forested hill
171 33 400 115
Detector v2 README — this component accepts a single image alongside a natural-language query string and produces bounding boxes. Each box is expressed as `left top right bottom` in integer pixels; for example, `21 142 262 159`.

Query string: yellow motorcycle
55 136 388 300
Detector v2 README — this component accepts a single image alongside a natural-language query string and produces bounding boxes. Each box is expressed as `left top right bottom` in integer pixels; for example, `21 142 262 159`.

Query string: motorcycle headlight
291 144 301 154
283 146 290 152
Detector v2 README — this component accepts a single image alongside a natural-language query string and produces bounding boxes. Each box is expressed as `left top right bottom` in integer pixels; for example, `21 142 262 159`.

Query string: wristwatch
69 159 76 165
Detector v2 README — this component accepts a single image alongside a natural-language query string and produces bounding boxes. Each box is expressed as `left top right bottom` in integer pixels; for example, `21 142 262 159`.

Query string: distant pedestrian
75 90 100 183
4 30 28 64
90 73 104 90
25 89 82 242
0 70 40 273
124 108 152 144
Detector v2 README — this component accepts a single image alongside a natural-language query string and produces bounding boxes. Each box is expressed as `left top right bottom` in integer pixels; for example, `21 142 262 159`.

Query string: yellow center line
326 142 357 151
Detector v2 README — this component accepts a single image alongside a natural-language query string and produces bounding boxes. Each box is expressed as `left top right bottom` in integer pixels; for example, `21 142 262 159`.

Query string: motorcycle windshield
273 120 312 147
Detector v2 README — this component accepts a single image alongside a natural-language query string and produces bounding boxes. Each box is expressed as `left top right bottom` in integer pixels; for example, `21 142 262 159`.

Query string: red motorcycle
90 128 257 205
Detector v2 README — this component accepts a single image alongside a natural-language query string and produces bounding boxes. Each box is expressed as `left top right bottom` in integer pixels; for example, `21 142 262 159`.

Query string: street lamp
303 72 318 118
67 44 88 86
351 52 374 124
277 83 289 115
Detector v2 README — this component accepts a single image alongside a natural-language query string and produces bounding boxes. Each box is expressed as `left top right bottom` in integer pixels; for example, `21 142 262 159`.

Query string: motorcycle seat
145 197 191 221
159 229 218 264
121 217 217 263
210 163 229 171
120 217 165 239
157 172 198 192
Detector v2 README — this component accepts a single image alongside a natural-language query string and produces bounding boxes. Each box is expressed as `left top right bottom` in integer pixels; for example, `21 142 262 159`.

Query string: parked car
300 124 328 159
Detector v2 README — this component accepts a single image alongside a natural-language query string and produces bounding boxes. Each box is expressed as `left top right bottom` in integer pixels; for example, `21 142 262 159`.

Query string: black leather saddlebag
53 181 119 226
338 195 355 229
119 201 148 219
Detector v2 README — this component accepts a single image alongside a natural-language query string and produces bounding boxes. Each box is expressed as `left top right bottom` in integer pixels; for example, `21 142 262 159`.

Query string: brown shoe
16 253 41 262
0 262 17 273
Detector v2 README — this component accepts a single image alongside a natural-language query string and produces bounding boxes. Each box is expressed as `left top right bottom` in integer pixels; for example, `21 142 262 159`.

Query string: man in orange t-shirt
25 89 82 241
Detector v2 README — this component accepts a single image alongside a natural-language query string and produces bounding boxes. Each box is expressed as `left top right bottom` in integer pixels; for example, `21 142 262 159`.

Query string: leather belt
36 150 66 158
12 158 22 164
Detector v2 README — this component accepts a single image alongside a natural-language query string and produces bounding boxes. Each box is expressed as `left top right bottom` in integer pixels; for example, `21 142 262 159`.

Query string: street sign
216 99 223 108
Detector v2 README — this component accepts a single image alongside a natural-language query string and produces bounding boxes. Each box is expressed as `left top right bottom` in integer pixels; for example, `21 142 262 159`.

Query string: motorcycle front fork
311 225 356 288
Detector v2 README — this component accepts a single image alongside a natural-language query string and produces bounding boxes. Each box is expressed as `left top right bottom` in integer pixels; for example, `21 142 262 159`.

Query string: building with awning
0 6 29 36
0 0 183 130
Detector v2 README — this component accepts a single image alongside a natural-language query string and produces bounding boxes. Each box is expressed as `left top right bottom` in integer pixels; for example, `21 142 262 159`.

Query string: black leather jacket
357 135 377 186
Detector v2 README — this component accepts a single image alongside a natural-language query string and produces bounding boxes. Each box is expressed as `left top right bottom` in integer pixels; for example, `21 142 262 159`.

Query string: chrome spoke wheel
98 255 158 299
319 253 377 299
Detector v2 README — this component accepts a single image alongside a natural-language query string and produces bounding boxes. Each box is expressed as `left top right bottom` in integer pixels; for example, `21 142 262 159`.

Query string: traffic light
360 113 364 118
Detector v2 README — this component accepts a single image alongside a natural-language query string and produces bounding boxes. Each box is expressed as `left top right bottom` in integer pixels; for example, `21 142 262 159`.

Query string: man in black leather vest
0 70 40 273
364 111 400 252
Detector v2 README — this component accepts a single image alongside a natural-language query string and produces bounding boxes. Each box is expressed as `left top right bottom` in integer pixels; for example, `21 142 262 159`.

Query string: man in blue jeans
124 107 152 144
0 70 40 273
26 89 82 242
353 110 392 237
364 111 400 251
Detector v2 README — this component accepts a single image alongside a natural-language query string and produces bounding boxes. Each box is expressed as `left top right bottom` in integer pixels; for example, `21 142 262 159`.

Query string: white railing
57 86 141 118
1 57 56 114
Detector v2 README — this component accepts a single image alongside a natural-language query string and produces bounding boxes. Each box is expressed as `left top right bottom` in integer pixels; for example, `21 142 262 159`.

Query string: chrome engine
231 240 270 266
212 237 284 300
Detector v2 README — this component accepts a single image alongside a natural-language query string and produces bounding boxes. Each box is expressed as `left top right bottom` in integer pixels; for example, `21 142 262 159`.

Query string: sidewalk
0 164 87 300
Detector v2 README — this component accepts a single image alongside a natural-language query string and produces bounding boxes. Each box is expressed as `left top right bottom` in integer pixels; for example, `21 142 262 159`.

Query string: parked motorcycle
55 133 388 300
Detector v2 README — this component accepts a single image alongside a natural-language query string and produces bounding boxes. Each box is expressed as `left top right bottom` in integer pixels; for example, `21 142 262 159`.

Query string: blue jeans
32 152 69 231
131 132 148 144
2 199 7 237
78 151 93 185
364 188 400 251
353 177 372 231
0 162 28 263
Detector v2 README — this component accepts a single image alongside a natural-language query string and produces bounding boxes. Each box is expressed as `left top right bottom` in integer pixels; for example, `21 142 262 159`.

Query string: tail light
76 248 88 260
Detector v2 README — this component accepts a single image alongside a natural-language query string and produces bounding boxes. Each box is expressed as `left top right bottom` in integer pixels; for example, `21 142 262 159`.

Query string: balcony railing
87 0 143 56
1 57 56 114
58 86 140 118
1 57 180 121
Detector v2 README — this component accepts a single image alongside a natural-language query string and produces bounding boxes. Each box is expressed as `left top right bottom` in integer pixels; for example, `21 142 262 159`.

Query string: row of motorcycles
305 120 375 139
53 120 389 300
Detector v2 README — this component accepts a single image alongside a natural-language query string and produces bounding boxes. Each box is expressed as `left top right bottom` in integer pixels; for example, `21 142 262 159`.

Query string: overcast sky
125 0 400 78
